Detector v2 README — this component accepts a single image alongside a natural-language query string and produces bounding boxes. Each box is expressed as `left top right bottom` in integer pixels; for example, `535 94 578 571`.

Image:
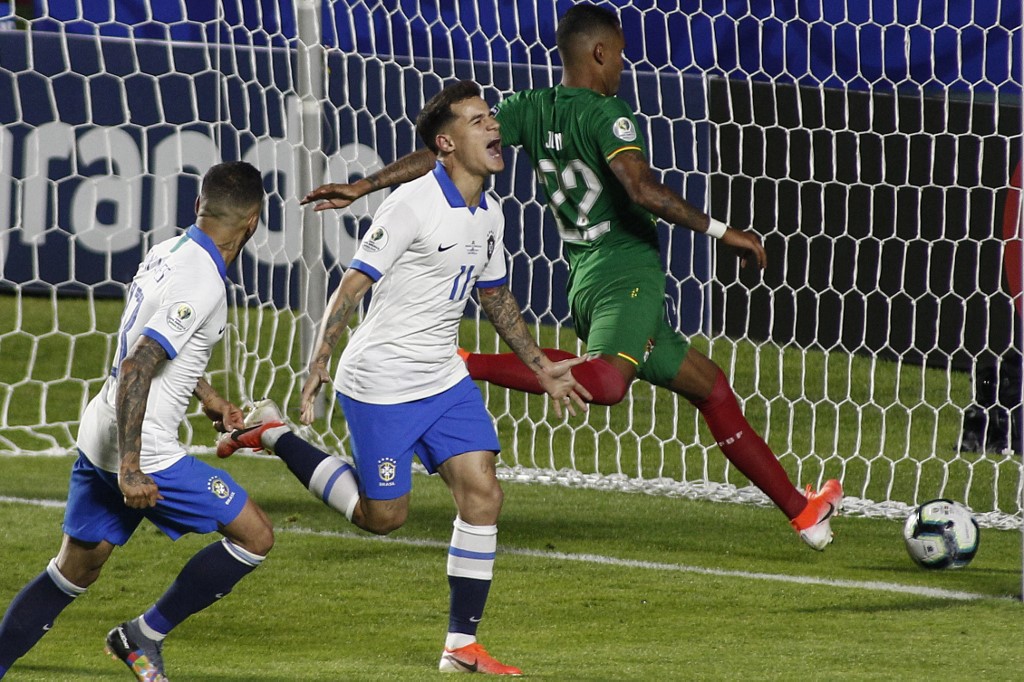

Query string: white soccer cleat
215 399 287 458
790 479 843 551
243 399 285 427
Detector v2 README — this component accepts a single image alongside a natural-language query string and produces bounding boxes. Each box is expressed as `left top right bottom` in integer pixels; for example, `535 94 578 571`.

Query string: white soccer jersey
337 161 507 403
76 225 229 473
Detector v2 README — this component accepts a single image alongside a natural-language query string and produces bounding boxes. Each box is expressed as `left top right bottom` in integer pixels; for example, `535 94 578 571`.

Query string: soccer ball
903 499 980 569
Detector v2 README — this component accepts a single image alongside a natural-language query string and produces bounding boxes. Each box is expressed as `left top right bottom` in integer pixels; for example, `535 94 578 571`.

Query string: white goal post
0 2 1020 536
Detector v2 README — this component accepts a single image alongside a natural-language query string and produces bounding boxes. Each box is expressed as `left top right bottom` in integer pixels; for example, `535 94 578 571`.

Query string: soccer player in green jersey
302 3 842 550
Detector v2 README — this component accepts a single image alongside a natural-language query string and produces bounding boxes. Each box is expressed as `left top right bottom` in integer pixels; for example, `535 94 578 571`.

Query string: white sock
309 457 361 521
260 425 290 450
447 516 497 580
445 632 477 649
138 615 166 642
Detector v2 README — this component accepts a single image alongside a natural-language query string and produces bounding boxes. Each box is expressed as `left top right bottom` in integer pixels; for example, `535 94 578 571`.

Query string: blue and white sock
0 559 85 671
141 539 264 638
445 517 496 647
274 432 361 521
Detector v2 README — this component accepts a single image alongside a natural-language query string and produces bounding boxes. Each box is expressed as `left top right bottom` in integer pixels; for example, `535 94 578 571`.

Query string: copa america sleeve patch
612 116 637 142
362 226 389 253
166 302 196 332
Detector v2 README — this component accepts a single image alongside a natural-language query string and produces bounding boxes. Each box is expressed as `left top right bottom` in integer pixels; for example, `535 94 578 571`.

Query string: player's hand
299 365 333 425
537 355 592 419
203 399 244 433
118 468 163 509
300 181 368 212
722 228 767 269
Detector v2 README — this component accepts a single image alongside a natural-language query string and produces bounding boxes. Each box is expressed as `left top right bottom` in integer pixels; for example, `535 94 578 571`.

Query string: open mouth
487 138 502 158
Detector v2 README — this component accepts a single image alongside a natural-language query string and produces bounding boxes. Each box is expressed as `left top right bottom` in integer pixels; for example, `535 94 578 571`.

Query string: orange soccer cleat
439 642 522 676
790 479 844 551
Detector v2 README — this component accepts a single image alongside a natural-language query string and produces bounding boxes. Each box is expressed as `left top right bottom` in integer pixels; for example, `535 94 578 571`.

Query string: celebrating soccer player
301 3 843 551
218 81 588 675
0 162 272 682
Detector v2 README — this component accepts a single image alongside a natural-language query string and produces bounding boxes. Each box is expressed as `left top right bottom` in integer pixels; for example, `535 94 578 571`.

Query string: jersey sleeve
590 97 648 164
492 92 522 148
141 269 221 360
475 203 508 289
348 193 420 282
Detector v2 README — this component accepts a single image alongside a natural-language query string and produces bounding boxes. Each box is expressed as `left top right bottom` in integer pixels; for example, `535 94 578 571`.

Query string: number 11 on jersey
449 265 475 301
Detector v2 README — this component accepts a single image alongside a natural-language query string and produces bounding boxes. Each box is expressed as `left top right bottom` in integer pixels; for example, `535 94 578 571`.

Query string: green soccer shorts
568 268 690 387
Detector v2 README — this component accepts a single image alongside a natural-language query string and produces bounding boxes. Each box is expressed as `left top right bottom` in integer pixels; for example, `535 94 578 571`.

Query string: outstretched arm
301 148 437 211
609 150 767 269
116 335 167 508
477 285 591 417
299 267 374 424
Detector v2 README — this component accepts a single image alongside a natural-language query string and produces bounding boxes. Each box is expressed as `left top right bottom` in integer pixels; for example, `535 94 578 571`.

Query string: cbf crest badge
377 458 397 486
486 232 495 260
208 476 230 499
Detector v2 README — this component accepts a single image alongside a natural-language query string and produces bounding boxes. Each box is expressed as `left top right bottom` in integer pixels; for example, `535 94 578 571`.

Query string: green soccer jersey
493 85 662 292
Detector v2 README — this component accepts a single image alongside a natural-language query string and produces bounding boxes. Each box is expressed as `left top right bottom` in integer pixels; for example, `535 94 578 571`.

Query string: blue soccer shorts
337 376 501 501
63 452 249 544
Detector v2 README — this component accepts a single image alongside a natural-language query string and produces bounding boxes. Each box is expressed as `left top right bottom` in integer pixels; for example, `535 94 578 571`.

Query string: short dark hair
200 161 264 216
416 80 482 154
556 3 621 63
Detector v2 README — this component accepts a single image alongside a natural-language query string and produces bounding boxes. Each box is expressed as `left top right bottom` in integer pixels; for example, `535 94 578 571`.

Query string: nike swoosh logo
452 657 478 673
819 503 835 522
469 616 482 623
437 243 457 252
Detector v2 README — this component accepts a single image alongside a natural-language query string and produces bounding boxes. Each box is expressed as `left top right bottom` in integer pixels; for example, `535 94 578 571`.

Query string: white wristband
705 218 728 239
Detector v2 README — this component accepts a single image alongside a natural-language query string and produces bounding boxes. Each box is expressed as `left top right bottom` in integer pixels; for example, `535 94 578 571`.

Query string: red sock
694 370 807 519
463 350 629 405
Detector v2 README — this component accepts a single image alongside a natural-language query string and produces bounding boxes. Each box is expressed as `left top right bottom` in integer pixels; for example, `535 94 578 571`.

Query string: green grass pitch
1 453 1022 680
0 293 1022 679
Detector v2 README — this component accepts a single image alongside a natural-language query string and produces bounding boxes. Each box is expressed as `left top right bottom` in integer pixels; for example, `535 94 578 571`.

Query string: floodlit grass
0 453 1021 680
1 292 1022 679
0 293 1020 526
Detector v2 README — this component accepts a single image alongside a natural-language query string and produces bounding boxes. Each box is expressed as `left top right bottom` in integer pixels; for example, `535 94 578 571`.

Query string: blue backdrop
0 28 709 332
34 0 1023 98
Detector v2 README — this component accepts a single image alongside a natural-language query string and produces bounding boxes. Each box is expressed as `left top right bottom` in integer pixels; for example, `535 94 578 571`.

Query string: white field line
1 496 1009 603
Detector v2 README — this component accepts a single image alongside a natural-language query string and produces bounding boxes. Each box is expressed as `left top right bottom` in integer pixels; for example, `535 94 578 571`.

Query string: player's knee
601 377 630 405
249 524 275 556
457 481 504 525
583 357 632 405
360 504 408 535
55 558 102 589
56 537 111 588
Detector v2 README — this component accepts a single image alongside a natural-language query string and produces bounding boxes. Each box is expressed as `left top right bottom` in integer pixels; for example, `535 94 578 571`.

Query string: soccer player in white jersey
0 162 272 682
217 81 589 676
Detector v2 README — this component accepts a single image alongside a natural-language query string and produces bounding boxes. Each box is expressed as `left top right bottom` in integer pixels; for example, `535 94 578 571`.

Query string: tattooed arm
299 268 374 424
194 377 244 433
300 148 437 212
477 285 589 417
115 335 167 508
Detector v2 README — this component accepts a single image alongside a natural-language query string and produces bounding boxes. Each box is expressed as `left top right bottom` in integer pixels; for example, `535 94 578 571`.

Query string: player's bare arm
299 268 374 424
301 148 437 211
609 149 767 269
477 285 591 417
115 335 167 509
194 377 244 433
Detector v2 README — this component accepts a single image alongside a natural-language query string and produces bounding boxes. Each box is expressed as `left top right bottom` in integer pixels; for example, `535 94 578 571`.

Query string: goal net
0 2 1020 530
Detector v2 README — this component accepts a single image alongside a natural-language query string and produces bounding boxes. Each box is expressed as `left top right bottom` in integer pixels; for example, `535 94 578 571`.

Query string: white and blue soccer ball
903 499 980 570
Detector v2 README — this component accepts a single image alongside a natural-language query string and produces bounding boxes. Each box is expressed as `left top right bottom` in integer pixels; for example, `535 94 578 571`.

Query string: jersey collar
186 224 228 280
431 160 488 214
